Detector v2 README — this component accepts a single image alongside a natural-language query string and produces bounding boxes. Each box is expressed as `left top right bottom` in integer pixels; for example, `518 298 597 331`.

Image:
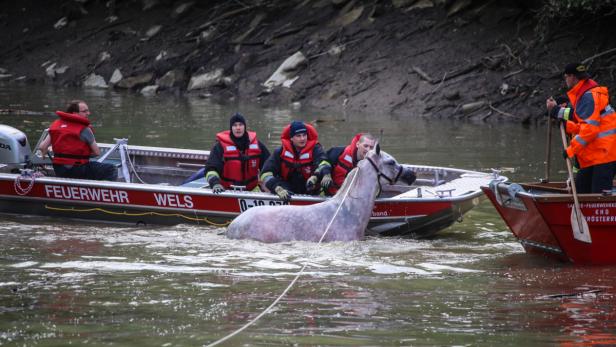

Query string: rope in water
204 168 361 347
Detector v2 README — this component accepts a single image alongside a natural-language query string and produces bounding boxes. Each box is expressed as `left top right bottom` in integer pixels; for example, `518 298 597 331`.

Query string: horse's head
365 143 416 186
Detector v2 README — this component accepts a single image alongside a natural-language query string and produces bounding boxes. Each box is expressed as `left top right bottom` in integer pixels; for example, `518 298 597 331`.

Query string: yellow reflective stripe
205 171 220 179
563 108 571 121
260 171 273 181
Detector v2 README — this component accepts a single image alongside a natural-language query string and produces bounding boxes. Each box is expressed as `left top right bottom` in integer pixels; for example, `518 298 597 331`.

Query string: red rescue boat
482 180 616 265
0 124 504 237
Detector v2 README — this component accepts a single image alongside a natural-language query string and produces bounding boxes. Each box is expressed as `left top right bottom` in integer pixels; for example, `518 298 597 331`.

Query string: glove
563 149 569 160
320 174 333 189
212 183 225 193
305 175 318 191
275 185 292 202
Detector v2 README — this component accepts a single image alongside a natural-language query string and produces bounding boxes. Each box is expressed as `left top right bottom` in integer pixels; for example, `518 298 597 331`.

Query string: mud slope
1 0 615 123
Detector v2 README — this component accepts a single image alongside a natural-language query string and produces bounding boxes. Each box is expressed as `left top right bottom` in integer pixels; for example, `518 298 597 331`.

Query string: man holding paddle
546 63 616 194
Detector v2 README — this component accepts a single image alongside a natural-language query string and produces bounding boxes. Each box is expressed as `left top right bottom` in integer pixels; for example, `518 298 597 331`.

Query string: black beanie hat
289 120 307 137
229 112 246 130
563 62 590 79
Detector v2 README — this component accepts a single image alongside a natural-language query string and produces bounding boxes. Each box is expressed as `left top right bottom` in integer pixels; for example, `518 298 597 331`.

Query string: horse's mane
334 167 358 200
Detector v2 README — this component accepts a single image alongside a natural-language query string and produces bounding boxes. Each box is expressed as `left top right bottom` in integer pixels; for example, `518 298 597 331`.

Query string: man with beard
205 113 270 193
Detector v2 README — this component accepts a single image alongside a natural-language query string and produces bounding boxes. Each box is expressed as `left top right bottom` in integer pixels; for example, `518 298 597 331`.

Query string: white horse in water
226 145 414 243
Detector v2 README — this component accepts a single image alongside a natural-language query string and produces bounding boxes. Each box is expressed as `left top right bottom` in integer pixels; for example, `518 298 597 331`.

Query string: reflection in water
0 84 564 182
1 85 612 346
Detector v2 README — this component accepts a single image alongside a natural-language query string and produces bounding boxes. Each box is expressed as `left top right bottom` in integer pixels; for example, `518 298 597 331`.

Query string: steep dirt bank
1 0 615 123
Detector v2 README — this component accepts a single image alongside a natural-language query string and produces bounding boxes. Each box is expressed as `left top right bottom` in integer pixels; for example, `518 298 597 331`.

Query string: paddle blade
571 205 592 243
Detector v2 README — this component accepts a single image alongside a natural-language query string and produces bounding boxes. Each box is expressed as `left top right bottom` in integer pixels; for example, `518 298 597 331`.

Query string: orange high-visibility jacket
564 79 616 168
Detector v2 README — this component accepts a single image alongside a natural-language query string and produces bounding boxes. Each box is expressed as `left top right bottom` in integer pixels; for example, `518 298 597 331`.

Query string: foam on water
0 282 20 287
4 221 524 293
10 261 38 268
417 263 483 273
39 260 230 274
369 263 438 275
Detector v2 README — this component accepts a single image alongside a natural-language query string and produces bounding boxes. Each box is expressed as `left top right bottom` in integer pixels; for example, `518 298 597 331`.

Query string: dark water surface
2 85 616 346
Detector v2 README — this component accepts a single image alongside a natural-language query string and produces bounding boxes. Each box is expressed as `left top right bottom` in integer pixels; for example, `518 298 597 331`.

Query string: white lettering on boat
586 215 616 222
580 203 616 208
372 211 389 217
44 185 129 204
153 193 194 209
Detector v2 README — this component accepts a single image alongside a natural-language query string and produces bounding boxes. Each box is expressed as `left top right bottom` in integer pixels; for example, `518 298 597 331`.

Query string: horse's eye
384 159 395 165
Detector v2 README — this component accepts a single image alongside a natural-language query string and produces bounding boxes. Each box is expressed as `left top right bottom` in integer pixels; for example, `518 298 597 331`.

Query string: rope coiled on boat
14 169 44 196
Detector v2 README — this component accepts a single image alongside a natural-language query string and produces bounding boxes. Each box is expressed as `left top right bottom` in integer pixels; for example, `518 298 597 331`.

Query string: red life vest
328 133 363 195
49 111 93 166
216 130 262 190
279 123 318 181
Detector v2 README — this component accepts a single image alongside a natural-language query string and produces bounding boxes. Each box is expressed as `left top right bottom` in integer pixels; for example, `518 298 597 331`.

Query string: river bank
1 0 615 123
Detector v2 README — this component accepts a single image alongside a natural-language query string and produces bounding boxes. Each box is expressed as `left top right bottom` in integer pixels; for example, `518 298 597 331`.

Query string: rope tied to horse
204 166 362 347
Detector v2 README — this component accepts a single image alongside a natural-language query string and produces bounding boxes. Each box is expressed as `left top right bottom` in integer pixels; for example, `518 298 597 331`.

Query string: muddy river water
1 85 616 346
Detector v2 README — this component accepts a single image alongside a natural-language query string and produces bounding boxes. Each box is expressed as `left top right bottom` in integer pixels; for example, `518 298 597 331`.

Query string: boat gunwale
1 165 496 204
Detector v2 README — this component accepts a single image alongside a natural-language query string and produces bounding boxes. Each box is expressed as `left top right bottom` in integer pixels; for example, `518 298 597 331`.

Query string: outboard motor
0 124 33 169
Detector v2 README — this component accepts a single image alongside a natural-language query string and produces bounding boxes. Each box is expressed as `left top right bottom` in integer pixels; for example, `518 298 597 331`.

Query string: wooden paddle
543 115 552 182
559 122 591 243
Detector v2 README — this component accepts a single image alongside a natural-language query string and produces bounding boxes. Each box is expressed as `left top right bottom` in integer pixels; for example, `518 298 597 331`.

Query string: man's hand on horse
275 185 293 202
305 175 318 191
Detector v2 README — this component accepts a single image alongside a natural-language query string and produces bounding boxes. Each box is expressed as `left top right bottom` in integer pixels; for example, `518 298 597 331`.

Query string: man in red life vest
326 133 417 195
325 133 376 195
204 113 270 193
38 100 117 181
547 62 616 193
260 121 332 202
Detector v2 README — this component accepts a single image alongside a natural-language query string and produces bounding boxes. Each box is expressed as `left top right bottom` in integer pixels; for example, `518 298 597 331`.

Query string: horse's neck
333 163 379 208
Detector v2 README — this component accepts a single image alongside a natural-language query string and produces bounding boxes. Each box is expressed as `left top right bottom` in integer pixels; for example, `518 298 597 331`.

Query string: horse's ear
375 143 380 155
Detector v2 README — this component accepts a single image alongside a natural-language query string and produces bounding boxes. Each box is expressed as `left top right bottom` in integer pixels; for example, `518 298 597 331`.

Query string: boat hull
482 182 616 265
1 173 486 237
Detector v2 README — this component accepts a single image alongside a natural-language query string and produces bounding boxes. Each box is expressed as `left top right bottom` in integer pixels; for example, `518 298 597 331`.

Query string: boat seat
180 177 207 188
392 173 495 199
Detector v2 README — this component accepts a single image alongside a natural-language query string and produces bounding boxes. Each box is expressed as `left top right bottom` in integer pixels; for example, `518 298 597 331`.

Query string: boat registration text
239 198 288 212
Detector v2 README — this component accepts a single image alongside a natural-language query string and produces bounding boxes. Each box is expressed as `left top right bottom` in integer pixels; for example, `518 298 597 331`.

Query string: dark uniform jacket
205 138 270 186
262 143 330 194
